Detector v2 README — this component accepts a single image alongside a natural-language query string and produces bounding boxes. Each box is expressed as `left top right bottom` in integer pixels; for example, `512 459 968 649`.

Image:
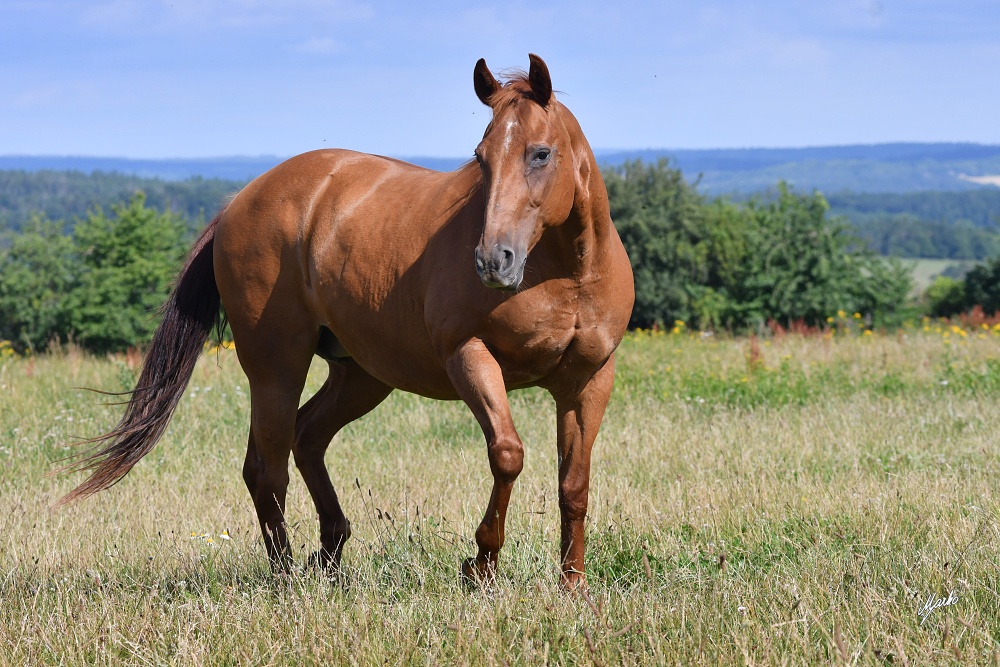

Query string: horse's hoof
559 570 588 593
307 550 326 570
460 557 495 586
307 549 340 575
268 553 294 575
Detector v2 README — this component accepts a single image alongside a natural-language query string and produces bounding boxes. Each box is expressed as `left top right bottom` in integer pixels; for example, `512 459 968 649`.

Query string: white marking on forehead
502 118 518 152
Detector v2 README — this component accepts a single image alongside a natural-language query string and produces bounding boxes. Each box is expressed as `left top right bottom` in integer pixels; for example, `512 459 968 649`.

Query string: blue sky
2 0 998 158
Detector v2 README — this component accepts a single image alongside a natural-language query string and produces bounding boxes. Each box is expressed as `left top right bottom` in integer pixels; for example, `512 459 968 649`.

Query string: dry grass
1 330 999 665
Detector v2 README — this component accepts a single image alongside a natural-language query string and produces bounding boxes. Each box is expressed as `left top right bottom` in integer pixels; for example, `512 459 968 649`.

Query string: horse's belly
321 310 459 399
358 350 459 400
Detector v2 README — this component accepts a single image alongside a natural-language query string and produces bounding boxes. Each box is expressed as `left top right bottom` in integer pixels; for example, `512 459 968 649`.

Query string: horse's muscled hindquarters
64 54 635 589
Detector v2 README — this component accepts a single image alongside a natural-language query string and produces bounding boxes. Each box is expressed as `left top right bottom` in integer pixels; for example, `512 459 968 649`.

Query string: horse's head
471 54 581 291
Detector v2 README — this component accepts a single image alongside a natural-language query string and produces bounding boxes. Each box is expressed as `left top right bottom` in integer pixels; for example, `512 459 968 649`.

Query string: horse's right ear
474 58 500 106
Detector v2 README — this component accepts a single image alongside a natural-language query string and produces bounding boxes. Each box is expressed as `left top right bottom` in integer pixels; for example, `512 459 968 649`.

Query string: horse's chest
488 295 616 388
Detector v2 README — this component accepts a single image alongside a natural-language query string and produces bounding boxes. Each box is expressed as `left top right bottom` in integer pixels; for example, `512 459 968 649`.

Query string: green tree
963 258 1000 315
62 193 189 353
605 159 745 329
855 255 915 328
729 184 911 328
924 276 967 317
0 215 76 352
605 165 913 331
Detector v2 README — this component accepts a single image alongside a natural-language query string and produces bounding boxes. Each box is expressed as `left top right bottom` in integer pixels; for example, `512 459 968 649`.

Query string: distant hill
4 143 1000 193
4 144 1000 261
0 170 241 233
0 155 467 183
595 143 1000 194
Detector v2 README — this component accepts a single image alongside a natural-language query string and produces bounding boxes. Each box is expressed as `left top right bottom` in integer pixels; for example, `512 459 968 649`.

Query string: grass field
2 324 999 665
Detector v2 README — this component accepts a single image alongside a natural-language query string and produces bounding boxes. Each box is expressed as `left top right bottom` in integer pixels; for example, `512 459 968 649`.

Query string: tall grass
1 330 998 665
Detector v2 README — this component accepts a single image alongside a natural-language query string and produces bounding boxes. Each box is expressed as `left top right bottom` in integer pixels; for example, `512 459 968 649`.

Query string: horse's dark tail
58 212 225 504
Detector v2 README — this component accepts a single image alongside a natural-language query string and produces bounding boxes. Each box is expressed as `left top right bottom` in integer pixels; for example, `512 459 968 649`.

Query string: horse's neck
558 152 612 281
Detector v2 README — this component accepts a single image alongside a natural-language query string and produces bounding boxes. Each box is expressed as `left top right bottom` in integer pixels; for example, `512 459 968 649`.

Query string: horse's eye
531 147 551 166
474 151 484 166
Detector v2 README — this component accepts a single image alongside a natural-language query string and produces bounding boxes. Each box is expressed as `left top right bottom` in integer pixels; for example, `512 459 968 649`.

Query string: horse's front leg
551 355 616 591
446 338 524 583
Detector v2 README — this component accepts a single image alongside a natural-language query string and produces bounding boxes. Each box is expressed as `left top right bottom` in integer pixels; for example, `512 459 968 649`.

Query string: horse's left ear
474 58 500 106
527 53 552 107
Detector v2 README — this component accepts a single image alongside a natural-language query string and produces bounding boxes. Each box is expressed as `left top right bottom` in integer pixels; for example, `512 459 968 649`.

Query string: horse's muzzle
475 244 523 291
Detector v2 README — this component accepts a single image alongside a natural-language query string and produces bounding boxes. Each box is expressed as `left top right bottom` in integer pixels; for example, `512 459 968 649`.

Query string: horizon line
2 140 1000 162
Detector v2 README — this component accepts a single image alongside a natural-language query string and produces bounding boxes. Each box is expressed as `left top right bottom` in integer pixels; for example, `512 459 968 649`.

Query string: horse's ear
527 53 552 107
474 58 500 106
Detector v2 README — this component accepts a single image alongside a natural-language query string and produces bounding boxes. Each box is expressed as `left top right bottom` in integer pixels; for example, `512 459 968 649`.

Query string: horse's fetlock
475 522 503 554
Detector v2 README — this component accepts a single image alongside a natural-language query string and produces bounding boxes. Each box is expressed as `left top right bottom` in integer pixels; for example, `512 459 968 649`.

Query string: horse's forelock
486 69 545 112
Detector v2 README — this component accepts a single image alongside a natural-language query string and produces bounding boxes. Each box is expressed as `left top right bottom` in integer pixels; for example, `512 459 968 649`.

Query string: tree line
605 161 911 331
924 260 1000 319
0 195 186 353
4 168 1000 259
3 160 1000 353
0 170 238 235
826 190 1000 260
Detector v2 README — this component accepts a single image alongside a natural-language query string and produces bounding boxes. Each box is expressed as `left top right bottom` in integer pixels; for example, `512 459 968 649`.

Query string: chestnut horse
64 54 634 589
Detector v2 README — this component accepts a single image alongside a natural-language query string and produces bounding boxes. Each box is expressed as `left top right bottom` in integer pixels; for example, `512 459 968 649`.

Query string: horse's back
215 148 461 307
212 149 480 394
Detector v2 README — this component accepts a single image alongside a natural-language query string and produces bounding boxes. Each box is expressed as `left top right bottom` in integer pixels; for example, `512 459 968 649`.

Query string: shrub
0 215 76 352
963 257 1000 316
924 276 967 318
0 193 190 355
61 193 189 354
606 162 913 331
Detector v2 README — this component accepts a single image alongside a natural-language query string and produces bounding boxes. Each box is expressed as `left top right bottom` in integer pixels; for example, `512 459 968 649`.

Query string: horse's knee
489 435 524 482
256 465 290 495
559 483 590 522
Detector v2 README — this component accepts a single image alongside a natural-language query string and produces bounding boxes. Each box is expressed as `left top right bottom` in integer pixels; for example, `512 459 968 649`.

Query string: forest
0 169 235 234
4 167 999 259
1 161 999 353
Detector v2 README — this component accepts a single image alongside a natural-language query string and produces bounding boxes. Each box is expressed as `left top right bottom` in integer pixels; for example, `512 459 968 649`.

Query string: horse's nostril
500 248 515 271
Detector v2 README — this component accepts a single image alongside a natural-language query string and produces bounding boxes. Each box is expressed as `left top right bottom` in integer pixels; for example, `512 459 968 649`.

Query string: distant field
2 328 999 664
960 174 1000 188
899 257 979 294
5 142 1000 192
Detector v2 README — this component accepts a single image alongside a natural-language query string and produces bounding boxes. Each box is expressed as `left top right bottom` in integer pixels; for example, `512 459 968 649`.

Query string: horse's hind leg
293 358 393 569
238 334 315 569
